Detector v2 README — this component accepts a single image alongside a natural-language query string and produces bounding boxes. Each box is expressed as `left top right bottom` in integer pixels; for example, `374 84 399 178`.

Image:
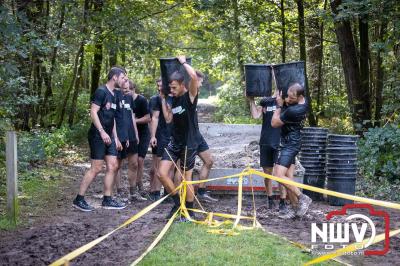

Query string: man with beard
158 56 200 220
271 83 311 219
73 67 127 211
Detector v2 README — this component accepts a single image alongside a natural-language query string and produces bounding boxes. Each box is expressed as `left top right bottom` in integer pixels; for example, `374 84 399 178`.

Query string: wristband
98 128 104 132
181 61 187 65
276 105 282 109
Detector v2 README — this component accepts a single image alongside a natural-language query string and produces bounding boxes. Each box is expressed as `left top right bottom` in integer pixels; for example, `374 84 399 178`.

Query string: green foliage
213 76 257 124
358 124 400 181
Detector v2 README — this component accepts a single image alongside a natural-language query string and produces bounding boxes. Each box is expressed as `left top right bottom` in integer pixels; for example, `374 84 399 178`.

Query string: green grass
0 167 63 230
139 223 340 266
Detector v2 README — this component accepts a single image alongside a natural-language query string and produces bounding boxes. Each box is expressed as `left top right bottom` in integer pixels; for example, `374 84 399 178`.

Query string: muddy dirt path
0 113 399 265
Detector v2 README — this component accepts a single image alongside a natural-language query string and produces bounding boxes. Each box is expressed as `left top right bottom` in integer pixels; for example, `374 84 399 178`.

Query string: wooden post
6 131 18 225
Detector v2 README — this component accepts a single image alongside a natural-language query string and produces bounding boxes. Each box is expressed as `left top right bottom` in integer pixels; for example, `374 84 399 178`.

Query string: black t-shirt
115 91 137 142
150 94 172 143
132 94 150 133
259 97 281 146
171 91 201 149
280 102 308 138
89 85 117 136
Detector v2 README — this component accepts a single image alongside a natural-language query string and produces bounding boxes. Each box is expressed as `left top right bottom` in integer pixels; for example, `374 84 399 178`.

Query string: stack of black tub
326 134 358 206
299 127 328 201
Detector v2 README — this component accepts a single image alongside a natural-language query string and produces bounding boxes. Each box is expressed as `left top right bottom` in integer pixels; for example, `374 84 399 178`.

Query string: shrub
358 124 400 182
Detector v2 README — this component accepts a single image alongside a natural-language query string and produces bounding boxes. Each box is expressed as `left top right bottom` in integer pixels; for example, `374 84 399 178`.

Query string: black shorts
276 136 301 168
260 144 279 168
197 134 209 153
119 141 138 159
151 145 158 155
161 141 197 171
138 129 150 158
157 138 170 157
88 136 118 160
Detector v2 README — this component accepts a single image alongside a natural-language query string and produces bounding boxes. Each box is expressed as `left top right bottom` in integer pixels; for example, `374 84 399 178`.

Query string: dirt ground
0 103 399 266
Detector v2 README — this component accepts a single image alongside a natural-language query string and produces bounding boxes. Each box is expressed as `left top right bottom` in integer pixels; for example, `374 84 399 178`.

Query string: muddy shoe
102 198 127 210
278 208 296 219
296 194 312 217
166 205 180 220
148 193 161 202
73 198 94 212
268 198 276 209
139 190 150 199
279 200 287 212
130 191 148 202
197 192 218 202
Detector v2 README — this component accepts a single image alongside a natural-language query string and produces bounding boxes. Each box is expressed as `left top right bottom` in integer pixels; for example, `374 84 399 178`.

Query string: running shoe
278 207 296 219
166 205 180 219
268 198 276 209
279 200 287 212
296 194 312 217
148 192 161 202
73 198 95 212
102 198 127 210
197 192 218 202
130 191 148 201
139 189 150 199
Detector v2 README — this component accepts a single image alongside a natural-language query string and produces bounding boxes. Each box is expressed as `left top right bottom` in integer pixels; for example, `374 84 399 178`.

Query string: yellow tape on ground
50 186 181 266
305 228 400 265
130 208 180 266
250 169 400 210
233 174 243 228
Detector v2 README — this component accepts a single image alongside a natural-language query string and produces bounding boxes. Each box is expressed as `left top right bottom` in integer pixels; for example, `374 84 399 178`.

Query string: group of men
72 55 312 220
72 56 216 219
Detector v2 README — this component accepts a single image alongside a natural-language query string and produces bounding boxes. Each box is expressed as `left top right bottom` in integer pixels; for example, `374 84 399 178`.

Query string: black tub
244 64 272 97
160 57 192 95
327 178 356 206
273 61 306 97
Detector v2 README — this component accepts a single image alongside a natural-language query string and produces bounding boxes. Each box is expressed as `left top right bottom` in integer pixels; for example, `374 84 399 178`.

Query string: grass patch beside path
0 167 63 230
140 223 339 266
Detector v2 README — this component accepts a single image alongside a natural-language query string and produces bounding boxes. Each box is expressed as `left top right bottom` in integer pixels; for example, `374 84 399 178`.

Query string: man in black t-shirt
271 83 311 219
73 67 127 212
247 92 287 212
193 70 218 203
126 82 150 201
114 79 142 201
149 78 171 201
158 55 200 221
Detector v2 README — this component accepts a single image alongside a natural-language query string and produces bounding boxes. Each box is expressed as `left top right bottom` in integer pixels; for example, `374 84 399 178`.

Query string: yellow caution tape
50 186 181 266
305 228 400 265
130 208 180 266
249 169 400 210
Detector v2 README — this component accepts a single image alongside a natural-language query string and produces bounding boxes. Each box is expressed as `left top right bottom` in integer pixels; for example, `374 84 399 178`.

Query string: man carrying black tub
271 82 311 219
247 90 287 212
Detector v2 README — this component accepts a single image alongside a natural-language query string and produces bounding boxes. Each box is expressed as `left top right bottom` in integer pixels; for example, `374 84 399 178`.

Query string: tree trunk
67 0 90 126
280 0 286 63
330 0 371 134
374 22 387 125
58 45 82 128
359 16 371 127
68 43 85 126
14 0 44 130
232 0 244 81
307 0 326 125
41 1 66 125
296 0 316 126
90 0 104 96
